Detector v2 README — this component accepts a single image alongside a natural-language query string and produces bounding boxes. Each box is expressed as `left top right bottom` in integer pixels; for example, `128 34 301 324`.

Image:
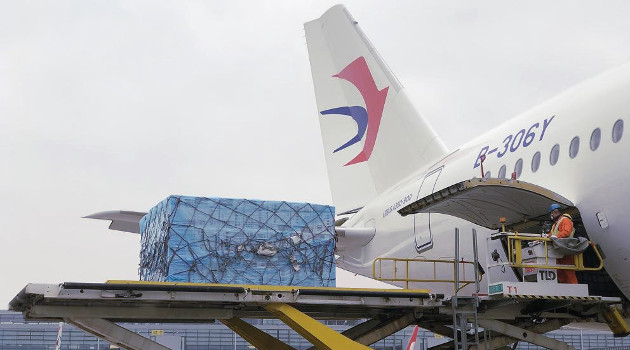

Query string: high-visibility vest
550 214 575 238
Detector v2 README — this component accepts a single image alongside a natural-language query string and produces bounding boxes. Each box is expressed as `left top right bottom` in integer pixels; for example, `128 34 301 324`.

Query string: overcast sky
2 1 630 306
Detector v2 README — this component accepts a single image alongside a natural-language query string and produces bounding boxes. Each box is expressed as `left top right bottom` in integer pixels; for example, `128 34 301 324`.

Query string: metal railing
372 256 481 291
505 234 604 271
371 228 482 349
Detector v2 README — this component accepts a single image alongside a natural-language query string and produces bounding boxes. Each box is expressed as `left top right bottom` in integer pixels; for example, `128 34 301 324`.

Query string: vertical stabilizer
305 5 448 213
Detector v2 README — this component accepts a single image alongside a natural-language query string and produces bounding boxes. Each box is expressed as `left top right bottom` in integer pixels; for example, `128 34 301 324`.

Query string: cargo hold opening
398 177 626 299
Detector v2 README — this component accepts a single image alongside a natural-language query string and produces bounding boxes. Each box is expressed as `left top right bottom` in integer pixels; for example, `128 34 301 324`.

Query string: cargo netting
139 196 336 287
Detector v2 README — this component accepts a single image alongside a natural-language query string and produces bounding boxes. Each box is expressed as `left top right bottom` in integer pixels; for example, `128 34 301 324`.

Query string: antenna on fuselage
479 155 486 178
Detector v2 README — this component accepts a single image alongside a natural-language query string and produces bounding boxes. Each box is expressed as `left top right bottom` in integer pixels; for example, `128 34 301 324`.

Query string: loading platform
8 280 626 350
11 177 629 349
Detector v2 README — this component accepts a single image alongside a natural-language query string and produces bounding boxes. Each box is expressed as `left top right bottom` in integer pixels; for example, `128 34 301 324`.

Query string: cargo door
401 177 573 232
400 177 629 299
414 167 442 253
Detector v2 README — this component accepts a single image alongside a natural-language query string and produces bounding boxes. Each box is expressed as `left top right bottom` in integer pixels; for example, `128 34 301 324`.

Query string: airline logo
320 56 389 166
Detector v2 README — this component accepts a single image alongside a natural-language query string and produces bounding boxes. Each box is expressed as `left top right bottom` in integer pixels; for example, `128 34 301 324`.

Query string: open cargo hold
139 196 336 287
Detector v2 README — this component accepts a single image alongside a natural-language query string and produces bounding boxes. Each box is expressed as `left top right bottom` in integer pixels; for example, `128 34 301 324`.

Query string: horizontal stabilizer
84 210 147 234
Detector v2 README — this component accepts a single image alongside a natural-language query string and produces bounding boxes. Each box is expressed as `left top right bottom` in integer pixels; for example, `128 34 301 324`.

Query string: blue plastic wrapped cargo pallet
139 196 336 287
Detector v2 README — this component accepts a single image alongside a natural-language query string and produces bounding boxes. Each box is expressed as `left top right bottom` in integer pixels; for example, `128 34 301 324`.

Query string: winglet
84 210 147 234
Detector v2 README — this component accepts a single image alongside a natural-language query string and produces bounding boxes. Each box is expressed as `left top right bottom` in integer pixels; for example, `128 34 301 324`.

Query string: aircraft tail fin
405 325 420 350
305 5 448 213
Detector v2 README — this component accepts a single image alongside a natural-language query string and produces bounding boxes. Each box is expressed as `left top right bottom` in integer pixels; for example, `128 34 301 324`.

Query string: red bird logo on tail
320 57 389 166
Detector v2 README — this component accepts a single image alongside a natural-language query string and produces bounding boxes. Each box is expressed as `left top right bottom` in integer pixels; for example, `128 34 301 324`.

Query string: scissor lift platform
8 280 628 350
9 281 443 350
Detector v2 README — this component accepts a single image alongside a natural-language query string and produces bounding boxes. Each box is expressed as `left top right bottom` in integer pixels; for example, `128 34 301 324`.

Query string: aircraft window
612 119 624 143
550 143 560 166
514 158 523 178
498 165 506 179
484 171 491 178
590 128 601 151
569 136 580 159
531 151 541 173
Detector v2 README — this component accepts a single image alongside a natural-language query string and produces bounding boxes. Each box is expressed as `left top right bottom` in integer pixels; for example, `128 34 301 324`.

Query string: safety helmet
548 203 562 213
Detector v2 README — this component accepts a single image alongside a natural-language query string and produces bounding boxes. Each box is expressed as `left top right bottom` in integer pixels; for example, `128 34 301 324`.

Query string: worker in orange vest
547 203 578 284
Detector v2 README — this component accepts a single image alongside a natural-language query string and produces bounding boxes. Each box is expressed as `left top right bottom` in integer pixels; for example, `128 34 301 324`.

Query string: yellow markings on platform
104 281 425 349
105 280 430 294
265 303 371 350
505 294 601 301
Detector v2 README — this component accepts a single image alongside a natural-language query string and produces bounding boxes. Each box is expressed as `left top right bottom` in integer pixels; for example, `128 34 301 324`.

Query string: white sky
2 1 630 306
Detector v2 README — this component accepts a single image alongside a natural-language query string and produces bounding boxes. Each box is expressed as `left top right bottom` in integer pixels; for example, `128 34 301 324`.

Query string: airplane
54 322 63 350
303 4 630 303
88 4 630 307
405 325 420 350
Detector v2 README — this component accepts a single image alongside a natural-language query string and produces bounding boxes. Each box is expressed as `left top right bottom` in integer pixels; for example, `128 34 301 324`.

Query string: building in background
2 310 630 349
